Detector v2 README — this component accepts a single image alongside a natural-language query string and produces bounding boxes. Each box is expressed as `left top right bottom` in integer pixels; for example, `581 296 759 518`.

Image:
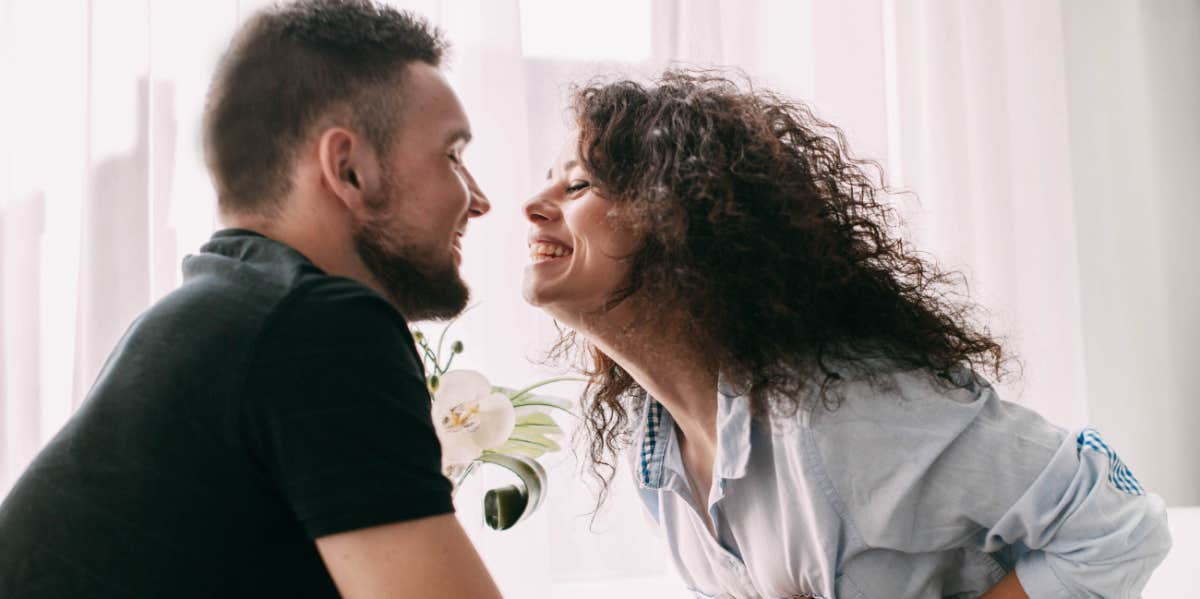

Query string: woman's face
521 138 640 316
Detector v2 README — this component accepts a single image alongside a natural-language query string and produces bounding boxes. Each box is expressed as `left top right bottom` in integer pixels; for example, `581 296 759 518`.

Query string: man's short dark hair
203 0 448 215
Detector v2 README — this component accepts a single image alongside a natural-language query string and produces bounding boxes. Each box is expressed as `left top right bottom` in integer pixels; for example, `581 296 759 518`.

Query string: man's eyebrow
445 128 472 145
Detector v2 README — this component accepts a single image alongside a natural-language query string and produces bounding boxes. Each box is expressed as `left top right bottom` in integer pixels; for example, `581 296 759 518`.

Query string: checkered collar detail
637 376 753 489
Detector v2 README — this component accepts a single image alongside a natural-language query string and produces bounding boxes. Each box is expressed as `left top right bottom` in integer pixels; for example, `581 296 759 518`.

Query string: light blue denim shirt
632 366 1172 598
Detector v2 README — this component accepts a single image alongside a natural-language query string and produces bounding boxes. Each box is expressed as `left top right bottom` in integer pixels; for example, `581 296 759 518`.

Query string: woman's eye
565 180 590 193
447 153 461 164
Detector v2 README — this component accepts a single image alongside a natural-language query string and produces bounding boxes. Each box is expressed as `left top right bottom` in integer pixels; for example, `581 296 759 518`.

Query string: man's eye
448 153 460 163
566 180 590 193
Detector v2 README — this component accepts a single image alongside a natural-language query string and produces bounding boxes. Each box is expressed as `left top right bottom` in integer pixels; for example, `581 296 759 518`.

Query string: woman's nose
523 188 556 223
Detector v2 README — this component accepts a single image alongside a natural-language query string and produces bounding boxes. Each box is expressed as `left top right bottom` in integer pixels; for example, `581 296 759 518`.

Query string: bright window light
519 0 651 62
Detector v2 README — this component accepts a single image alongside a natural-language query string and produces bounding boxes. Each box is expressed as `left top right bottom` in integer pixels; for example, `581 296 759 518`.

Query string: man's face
354 62 490 321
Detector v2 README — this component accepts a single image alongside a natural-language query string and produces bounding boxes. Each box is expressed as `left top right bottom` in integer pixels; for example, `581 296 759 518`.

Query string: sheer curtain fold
1061 0 1200 506
1 1 1196 596
1 194 44 490
883 0 1091 429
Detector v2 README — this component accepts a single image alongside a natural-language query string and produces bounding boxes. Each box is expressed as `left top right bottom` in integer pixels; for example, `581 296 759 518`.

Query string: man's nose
463 168 490 217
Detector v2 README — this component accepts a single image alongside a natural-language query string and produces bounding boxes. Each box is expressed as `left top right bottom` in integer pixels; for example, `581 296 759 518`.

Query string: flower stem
511 401 579 418
435 303 476 363
507 377 585 403
451 460 481 497
441 351 457 374
421 346 440 371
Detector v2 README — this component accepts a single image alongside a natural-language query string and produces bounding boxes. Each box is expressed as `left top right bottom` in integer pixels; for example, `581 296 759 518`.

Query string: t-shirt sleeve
239 279 453 539
809 366 1171 599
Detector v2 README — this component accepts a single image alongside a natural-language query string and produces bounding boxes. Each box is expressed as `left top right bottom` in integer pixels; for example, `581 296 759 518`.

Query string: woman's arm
981 427 1172 598
809 369 1172 598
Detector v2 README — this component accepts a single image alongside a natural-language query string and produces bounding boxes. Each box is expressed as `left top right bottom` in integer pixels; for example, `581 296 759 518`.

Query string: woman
521 70 1170 599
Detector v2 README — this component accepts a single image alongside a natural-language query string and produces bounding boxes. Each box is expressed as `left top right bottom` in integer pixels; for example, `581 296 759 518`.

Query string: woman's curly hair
554 69 1013 507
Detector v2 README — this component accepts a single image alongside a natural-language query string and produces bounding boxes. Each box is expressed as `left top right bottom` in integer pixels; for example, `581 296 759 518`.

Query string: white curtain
2 0 1197 596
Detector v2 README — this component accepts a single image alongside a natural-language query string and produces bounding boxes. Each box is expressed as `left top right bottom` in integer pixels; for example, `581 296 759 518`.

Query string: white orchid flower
431 369 516 468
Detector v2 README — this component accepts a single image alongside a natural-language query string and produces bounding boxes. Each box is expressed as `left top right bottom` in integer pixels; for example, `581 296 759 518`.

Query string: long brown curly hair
553 69 1012 507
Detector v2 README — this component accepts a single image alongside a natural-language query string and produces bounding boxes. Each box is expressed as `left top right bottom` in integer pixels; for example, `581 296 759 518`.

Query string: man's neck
219 204 387 301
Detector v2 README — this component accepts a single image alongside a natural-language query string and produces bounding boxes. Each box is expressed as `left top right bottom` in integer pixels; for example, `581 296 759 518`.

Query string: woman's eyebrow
546 160 580 180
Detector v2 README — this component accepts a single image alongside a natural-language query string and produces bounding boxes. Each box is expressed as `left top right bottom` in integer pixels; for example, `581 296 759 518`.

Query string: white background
1 1 1197 596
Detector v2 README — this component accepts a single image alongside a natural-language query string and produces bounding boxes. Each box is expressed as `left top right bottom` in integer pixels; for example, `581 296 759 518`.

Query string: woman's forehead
547 138 581 179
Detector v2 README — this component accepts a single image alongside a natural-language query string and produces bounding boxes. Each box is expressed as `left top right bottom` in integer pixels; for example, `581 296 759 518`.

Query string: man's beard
352 204 470 322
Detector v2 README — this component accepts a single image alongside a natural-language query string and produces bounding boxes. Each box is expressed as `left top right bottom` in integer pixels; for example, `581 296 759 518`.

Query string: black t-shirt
0 229 452 598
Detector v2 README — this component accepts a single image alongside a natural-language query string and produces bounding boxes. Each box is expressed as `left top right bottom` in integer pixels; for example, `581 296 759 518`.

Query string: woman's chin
522 259 569 304
520 275 555 308
522 284 584 325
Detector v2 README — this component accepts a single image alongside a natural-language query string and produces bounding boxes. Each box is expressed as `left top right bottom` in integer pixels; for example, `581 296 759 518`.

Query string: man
0 1 504 597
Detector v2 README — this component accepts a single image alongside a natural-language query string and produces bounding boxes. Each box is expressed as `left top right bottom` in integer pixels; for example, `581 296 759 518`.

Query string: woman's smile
529 241 574 264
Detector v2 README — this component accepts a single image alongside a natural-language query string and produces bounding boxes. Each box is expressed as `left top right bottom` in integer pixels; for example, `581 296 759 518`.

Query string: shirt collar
636 373 754 490
637 398 671 490
714 375 753 480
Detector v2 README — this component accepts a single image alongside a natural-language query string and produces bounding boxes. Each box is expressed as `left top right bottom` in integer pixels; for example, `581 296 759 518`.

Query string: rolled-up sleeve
993 429 1171 598
810 367 1171 598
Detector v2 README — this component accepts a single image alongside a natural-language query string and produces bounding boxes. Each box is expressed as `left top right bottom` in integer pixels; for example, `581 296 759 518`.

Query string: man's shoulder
181 230 329 306
158 230 420 373
263 275 408 342
246 275 421 380
174 231 407 340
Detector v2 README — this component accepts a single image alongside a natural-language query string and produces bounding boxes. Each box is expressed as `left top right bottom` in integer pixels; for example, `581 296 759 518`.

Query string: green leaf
512 422 564 436
507 411 565 451
511 396 576 416
493 435 559 460
491 440 548 459
478 452 547 530
514 411 558 427
494 385 577 418
508 429 562 453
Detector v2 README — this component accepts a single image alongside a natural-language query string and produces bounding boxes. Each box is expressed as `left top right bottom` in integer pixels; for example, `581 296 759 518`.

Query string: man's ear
316 127 379 214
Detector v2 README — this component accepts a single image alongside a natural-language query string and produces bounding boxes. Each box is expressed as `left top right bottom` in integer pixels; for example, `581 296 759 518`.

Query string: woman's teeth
530 242 573 262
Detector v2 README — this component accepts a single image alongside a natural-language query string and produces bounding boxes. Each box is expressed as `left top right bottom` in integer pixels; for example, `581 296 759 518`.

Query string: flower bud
413 331 425 342
452 341 464 354
429 375 440 392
